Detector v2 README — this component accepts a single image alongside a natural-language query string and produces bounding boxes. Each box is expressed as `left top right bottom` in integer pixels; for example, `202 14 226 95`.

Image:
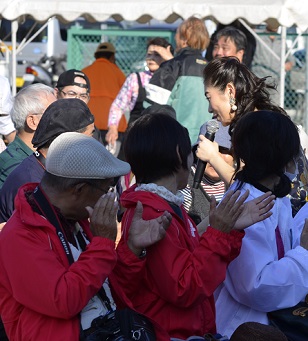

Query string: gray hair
11 83 55 131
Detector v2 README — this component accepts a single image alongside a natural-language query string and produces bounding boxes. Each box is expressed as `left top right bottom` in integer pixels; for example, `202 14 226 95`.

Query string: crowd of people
0 15 307 341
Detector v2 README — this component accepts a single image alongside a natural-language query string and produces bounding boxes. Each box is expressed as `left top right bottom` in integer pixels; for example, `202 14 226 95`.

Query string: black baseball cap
32 98 95 149
56 69 90 92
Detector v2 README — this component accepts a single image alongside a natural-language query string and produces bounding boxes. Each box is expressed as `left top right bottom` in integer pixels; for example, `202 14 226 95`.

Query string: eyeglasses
85 182 114 195
60 90 89 101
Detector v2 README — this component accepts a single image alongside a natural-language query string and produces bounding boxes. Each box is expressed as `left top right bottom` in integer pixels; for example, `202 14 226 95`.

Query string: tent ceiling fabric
1 0 308 30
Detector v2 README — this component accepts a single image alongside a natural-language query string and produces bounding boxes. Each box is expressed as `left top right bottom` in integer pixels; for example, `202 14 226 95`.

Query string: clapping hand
209 190 249 233
209 190 275 233
234 191 275 230
127 201 172 256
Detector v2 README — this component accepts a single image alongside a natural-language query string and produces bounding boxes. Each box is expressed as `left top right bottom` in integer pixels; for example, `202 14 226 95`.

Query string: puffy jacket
146 47 211 143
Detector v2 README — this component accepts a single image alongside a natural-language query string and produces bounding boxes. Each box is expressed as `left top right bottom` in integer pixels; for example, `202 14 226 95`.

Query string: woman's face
204 84 235 126
146 45 165 72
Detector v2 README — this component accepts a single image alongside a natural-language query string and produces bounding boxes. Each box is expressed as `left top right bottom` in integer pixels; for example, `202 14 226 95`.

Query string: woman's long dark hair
231 110 300 197
203 57 288 135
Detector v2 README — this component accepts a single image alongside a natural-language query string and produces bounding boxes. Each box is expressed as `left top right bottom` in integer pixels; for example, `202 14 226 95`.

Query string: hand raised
152 45 173 61
127 201 172 256
86 192 118 241
209 190 249 233
234 191 274 230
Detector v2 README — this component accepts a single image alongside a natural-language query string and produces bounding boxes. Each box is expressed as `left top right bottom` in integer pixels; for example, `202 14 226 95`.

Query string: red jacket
111 185 244 339
0 183 117 341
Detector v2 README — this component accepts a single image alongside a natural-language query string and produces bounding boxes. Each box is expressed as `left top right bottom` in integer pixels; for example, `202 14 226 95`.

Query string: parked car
0 17 125 87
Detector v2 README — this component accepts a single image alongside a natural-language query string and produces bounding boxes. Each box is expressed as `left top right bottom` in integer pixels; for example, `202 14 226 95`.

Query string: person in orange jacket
82 42 126 143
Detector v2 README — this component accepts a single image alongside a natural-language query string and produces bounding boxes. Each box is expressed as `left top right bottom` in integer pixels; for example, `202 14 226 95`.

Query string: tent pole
11 20 18 96
305 37 308 133
280 26 286 108
238 19 279 60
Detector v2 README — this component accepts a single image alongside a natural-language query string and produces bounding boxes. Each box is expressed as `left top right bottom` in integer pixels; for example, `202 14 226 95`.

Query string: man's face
56 76 90 104
63 179 114 221
83 123 95 137
42 92 57 111
26 92 57 132
212 36 244 62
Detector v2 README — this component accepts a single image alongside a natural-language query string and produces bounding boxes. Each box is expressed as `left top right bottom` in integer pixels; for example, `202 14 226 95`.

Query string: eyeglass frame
84 181 114 195
60 89 90 101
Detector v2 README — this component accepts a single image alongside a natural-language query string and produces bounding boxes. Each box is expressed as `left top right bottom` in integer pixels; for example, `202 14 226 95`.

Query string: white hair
10 83 55 131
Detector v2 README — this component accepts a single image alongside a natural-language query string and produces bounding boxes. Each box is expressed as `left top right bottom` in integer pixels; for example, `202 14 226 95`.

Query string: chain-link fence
67 27 308 130
250 31 308 129
67 27 175 76
286 40 307 128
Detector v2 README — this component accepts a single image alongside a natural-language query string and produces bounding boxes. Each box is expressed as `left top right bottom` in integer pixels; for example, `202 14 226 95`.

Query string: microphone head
206 119 220 134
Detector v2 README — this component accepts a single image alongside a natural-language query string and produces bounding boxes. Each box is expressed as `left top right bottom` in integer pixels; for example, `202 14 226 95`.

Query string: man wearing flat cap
0 98 95 223
0 132 172 340
82 42 127 143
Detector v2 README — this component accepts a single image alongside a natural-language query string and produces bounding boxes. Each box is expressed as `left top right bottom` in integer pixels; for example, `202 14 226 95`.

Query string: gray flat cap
46 132 131 179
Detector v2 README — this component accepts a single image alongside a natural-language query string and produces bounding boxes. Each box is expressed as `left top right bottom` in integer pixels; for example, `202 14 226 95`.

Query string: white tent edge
1 0 308 119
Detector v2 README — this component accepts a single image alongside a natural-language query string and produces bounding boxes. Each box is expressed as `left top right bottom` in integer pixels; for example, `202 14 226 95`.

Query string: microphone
192 119 220 189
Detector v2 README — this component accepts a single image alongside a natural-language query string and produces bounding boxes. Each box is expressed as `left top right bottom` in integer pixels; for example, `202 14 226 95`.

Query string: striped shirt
181 166 226 214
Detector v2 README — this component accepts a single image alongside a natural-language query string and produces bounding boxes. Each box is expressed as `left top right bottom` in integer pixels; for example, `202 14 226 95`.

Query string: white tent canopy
1 0 308 103
1 0 308 30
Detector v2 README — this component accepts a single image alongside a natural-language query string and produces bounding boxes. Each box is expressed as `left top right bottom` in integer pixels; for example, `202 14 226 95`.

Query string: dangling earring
230 97 237 111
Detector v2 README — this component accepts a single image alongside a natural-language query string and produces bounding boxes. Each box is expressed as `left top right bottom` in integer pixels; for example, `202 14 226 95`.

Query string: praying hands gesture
86 191 118 241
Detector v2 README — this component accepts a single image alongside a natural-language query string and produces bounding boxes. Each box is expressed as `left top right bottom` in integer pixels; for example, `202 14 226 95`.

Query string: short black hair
124 113 191 184
232 110 300 197
214 26 247 53
141 104 176 120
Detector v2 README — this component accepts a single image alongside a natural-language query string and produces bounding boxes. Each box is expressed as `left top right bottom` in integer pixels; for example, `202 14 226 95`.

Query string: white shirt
215 181 308 337
71 224 116 330
0 76 14 136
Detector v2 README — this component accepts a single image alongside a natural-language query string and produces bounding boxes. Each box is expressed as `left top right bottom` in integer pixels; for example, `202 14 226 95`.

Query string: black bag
84 308 156 341
268 300 308 341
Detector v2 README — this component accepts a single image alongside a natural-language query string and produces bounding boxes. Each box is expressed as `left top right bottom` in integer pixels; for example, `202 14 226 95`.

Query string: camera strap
33 185 74 264
32 185 113 311
33 150 46 169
